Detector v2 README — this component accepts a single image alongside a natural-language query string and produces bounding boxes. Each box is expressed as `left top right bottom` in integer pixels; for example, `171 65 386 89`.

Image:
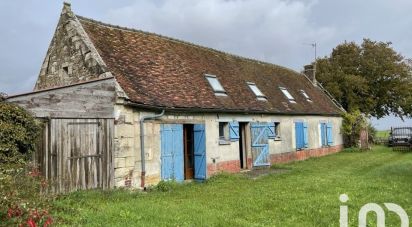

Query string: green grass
376 130 390 138
52 146 412 226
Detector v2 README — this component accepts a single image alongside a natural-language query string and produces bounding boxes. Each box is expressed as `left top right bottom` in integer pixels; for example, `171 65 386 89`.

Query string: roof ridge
76 15 303 76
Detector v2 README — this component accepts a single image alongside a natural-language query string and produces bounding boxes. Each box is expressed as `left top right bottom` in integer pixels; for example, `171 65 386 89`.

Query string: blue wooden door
193 124 206 180
251 123 270 167
160 124 184 182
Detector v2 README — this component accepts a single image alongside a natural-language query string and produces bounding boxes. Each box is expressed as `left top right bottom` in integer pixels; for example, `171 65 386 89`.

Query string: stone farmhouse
7 3 344 192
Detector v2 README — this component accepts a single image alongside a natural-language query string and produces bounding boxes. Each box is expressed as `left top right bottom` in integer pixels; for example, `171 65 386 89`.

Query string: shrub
341 110 368 147
154 181 180 192
367 123 377 144
0 98 53 226
0 99 40 163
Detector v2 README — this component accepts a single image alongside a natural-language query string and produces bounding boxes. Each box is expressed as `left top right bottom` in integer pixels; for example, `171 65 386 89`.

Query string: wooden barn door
47 119 113 193
251 123 270 167
67 121 101 190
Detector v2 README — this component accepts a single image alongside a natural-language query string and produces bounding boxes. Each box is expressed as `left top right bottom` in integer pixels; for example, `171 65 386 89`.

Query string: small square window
205 74 226 95
247 82 266 100
300 90 312 102
219 122 229 140
274 122 281 138
63 66 69 74
280 87 296 103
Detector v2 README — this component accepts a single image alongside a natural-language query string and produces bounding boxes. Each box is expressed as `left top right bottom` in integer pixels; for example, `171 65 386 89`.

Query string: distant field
376 130 390 138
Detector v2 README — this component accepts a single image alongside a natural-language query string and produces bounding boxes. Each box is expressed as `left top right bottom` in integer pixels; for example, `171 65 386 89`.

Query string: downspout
140 110 165 189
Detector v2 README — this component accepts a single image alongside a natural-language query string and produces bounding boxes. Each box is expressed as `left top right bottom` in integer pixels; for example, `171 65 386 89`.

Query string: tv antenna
303 42 318 86
303 42 317 62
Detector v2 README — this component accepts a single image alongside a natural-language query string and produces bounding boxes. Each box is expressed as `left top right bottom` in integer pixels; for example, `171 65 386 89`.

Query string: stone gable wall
34 3 111 91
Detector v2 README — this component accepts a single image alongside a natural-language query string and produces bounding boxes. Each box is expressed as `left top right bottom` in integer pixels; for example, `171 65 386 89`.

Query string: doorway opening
183 124 194 179
239 122 248 169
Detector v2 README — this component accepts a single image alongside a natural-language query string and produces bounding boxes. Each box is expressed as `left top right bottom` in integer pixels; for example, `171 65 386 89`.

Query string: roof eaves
123 101 342 117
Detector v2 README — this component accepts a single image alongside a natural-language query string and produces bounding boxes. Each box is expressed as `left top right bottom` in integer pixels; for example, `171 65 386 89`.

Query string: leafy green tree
316 39 412 119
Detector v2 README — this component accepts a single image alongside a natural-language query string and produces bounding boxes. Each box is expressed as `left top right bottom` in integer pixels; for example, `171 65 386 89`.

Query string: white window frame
300 89 312 102
274 122 281 140
205 74 226 95
247 82 266 101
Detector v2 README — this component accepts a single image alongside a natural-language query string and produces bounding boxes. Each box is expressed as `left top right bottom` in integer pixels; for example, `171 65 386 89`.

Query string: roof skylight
205 74 226 95
280 87 296 103
300 90 312 102
247 82 266 100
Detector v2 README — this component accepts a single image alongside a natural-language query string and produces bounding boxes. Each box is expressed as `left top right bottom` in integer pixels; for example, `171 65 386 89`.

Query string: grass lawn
53 146 412 226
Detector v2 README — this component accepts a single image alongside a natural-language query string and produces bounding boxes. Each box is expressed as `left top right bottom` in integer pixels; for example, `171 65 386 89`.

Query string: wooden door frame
183 124 194 180
239 122 247 169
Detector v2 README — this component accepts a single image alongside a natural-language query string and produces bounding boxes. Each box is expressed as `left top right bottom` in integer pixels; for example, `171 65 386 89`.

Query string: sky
1 0 412 130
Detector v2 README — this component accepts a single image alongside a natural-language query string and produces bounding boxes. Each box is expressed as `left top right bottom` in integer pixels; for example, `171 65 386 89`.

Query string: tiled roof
78 16 341 115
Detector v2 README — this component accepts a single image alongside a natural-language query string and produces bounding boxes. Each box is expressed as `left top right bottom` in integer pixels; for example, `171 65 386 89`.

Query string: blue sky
1 0 411 130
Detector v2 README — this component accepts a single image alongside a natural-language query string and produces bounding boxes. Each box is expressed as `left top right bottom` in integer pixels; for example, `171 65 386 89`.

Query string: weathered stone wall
112 104 344 188
34 3 111 91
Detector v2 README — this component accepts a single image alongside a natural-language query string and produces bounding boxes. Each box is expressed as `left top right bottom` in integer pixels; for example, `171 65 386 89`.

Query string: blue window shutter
194 124 207 180
229 121 239 141
295 122 303 149
303 122 309 148
320 123 326 146
267 123 276 139
327 123 333 146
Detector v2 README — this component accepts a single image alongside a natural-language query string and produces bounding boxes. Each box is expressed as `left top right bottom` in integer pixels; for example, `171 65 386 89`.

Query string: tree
315 39 412 119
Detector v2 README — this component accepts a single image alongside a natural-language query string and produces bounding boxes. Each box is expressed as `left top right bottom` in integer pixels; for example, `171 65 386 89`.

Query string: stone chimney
62 2 74 17
303 64 317 86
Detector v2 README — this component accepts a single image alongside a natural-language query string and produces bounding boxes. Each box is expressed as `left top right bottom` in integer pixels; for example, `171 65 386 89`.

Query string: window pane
280 88 294 100
206 76 225 93
275 122 280 136
219 122 230 140
301 90 310 99
219 122 225 138
248 83 265 97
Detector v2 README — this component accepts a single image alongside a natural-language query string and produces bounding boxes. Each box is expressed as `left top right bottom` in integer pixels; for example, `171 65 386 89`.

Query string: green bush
341 110 367 147
367 123 377 144
0 99 40 163
0 97 53 226
154 180 180 192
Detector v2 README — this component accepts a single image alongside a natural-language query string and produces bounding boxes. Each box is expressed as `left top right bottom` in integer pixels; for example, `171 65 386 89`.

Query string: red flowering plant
0 162 54 226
